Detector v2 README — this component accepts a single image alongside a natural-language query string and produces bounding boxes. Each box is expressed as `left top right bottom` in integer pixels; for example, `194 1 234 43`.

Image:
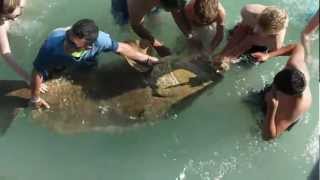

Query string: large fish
0 41 221 134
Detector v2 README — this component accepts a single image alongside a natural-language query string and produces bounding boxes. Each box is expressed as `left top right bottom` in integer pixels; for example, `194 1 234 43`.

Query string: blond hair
194 0 219 25
0 0 19 14
258 6 288 34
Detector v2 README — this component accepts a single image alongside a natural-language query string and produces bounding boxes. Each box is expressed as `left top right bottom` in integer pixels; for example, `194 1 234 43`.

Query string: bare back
274 45 312 133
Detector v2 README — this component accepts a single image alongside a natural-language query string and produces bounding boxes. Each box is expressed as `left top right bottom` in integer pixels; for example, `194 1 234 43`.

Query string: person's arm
0 26 30 83
130 18 156 45
301 10 319 56
221 35 254 61
29 69 50 109
209 5 226 52
130 18 171 57
251 43 297 62
286 43 310 81
302 10 319 37
127 1 157 44
116 42 159 64
171 9 193 37
263 91 279 140
127 1 171 57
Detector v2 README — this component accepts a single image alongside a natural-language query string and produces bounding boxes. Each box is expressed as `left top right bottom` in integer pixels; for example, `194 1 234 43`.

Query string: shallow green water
0 0 319 180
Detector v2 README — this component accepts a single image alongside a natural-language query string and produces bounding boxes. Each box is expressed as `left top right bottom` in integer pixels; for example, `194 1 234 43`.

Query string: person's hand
251 52 269 62
29 97 50 109
212 55 230 74
26 81 48 94
145 56 161 65
40 83 48 93
153 45 172 57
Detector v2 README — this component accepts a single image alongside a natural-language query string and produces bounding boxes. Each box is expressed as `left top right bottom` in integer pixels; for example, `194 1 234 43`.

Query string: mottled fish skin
0 42 221 135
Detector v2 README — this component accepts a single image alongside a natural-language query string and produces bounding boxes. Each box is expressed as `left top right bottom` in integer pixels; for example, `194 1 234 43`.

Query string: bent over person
30 19 159 109
212 4 288 73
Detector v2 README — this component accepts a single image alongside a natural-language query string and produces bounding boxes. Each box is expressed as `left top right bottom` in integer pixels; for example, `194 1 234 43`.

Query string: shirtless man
254 43 312 140
179 0 226 52
127 0 187 57
212 4 288 73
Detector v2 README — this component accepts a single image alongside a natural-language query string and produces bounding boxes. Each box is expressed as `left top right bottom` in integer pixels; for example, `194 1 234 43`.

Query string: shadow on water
0 80 29 136
65 61 149 101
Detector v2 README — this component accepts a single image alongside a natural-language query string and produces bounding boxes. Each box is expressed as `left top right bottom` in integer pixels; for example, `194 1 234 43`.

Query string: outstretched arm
116 42 159 64
251 43 297 62
302 10 319 37
209 4 226 52
128 1 171 57
171 9 193 37
263 90 279 140
301 10 319 56
0 26 30 83
29 70 50 109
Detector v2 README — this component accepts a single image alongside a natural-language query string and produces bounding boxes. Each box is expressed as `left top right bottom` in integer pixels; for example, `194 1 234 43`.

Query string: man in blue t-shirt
30 19 159 109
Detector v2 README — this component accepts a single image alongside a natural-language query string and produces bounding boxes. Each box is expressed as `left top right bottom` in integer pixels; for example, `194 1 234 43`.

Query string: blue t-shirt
33 28 119 79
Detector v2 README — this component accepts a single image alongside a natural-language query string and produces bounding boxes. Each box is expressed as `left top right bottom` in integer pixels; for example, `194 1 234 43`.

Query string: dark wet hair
273 69 306 96
160 0 187 11
70 19 99 44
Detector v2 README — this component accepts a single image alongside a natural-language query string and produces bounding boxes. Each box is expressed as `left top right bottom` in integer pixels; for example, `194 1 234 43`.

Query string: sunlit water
0 0 319 180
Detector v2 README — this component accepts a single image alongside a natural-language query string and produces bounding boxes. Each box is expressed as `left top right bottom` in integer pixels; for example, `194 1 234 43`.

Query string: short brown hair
0 0 19 14
258 6 288 34
194 0 219 25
